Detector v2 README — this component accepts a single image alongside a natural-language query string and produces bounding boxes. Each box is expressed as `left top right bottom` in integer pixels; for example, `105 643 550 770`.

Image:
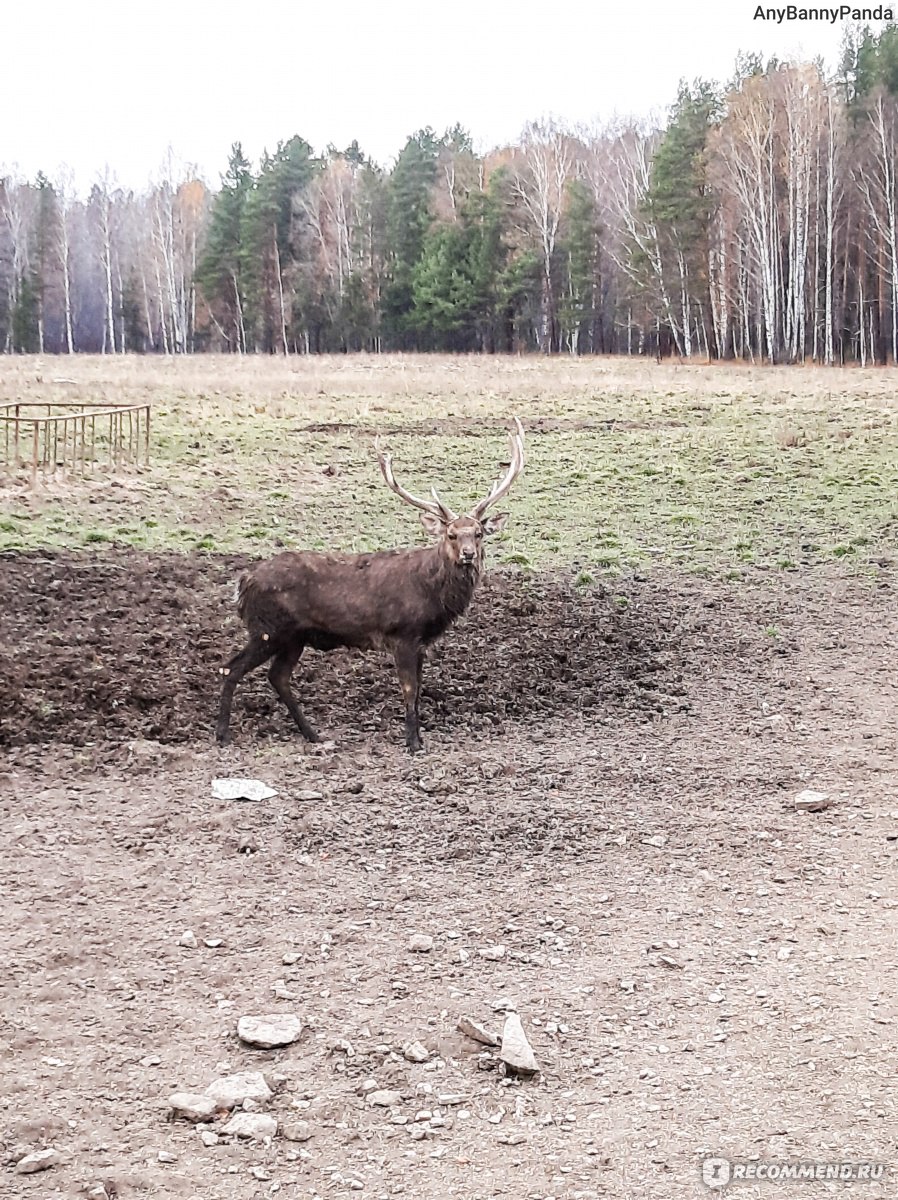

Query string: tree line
4 25 898 362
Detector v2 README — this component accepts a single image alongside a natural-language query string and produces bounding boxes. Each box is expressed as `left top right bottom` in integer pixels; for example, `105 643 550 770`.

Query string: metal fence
0 401 151 485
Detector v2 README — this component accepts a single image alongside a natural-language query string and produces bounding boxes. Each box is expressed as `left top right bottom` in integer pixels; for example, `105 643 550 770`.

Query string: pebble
178 930 198 948
408 934 434 953
367 1089 402 1107
15 1148 61 1174
497 1131 527 1145
237 1013 303 1048
211 777 277 802
168 1092 217 1122
205 1071 273 1108
282 952 300 965
200 1131 219 1148
157 1151 178 1163
140 1055 162 1067
457 1016 500 1046
479 945 507 961
222 1112 278 1140
295 789 324 802
794 789 832 812
403 1040 430 1063
641 834 667 848
282 1120 313 1142
500 1013 539 1076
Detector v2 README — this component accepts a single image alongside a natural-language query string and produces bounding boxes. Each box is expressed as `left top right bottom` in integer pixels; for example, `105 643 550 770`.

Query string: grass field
2 354 897 575
2 355 897 1200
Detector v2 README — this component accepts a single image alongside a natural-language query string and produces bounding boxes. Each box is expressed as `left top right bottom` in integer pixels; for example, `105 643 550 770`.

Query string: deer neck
432 547 481 620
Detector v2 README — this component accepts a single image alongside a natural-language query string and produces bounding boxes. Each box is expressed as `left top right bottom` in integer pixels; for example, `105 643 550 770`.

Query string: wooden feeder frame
0 401 151 485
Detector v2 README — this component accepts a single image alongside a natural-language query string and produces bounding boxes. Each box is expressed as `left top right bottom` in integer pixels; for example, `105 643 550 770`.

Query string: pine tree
11 271 40 352
382 129 440 346
643 80 719 355
196 143 253 350
243 135 317 352
559 179 600 354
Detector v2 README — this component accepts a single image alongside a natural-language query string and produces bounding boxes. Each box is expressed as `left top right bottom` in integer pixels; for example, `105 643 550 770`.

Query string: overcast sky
2 1 890 193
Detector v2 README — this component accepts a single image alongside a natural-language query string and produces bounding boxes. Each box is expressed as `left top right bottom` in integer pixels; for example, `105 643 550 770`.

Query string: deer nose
462 547 475 561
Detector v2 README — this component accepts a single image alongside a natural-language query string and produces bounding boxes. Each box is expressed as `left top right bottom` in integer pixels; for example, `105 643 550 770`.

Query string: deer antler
376 437 457 521
470 417 525 519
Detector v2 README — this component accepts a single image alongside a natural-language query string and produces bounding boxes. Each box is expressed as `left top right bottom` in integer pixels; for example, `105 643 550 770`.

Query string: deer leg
215 636 275 745
415 648 425 720
394 642 423 754
268 644 320 743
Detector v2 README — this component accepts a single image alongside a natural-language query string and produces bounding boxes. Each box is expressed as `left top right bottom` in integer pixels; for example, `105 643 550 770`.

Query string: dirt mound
0 549 767 749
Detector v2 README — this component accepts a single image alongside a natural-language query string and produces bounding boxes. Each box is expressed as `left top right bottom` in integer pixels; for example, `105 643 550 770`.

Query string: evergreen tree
196 143 253 350
382 129 440 345
559 179 601 354
11 271 40 352
643 79 719 355
243 135 317 352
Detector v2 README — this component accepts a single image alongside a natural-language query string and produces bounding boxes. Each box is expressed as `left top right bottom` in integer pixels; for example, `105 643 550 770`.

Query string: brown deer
215 419 524 753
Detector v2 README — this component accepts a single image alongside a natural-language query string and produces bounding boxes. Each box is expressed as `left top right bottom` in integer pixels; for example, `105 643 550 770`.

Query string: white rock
403 1040 430 1063
204 938 224 948
211 777 278 802
294 789 324 802
367 1089 402 1107
408 934 434 953
15 1148 61 1174
168 1092 217 1122
178 929 198 948
794 789 832 812
498 1130 527 1145
222 1112 277 1140
237 1013 303 1048
282 952 300 965
205 1071 273 1108
479 945 506 961
457 1016 500 1046
282 1120 312 1142
157 1151 177 1163
500 1013 539 1076
200 1131 219 1147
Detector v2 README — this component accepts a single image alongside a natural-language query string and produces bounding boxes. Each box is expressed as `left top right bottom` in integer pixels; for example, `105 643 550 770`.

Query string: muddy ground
2 552 897 1199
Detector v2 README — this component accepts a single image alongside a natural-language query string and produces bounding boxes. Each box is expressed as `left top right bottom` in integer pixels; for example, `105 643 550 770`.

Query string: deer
215 418 525 753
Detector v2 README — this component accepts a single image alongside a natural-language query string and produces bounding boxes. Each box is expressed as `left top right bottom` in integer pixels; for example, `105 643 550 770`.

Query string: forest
4 24 898 363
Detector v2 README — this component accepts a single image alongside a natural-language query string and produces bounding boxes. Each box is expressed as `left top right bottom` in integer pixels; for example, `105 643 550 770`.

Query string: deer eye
475 530 483 539
447 532 458 540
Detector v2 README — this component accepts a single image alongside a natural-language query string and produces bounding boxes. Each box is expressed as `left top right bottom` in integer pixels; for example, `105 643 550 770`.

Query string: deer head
376 418 525 569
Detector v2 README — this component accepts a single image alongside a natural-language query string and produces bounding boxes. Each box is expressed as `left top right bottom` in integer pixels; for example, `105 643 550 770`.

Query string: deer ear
420 512 445 538
481 512 509 535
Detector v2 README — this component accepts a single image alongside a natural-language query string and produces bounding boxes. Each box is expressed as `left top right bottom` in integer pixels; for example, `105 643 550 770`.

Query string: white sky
2 0 891 193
